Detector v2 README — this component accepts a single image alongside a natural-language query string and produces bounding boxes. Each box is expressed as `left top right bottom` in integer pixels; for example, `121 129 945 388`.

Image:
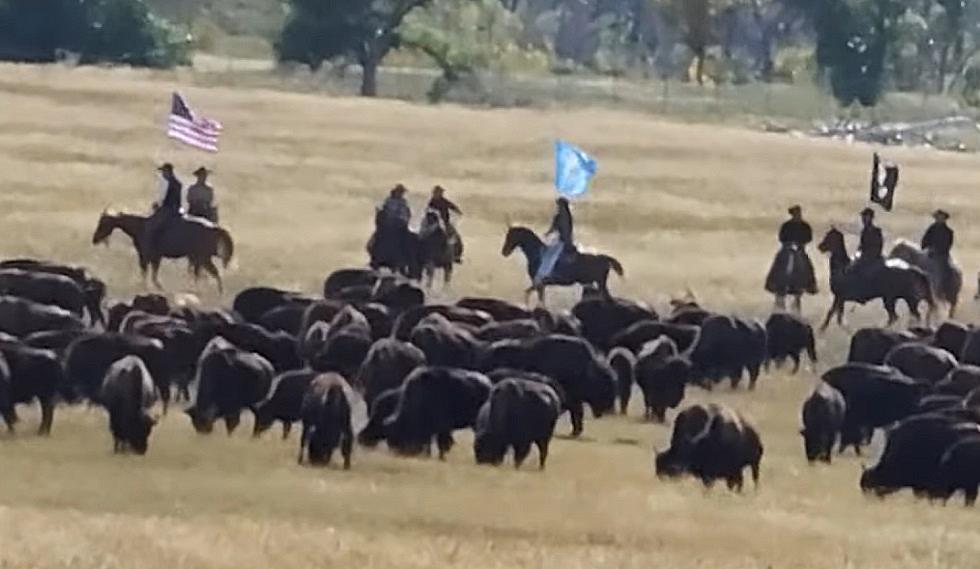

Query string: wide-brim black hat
933 209 950 220
157 162 174 172
860 207 876 217
788 205 802 215
193 166 211 176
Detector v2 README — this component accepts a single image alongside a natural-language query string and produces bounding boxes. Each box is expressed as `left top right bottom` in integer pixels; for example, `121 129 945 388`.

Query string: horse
764 244 817 314
501 225 624 306
367 209 421 280
888 239 962 319
816 227 934 331
92 209 234 293
419 210 454 289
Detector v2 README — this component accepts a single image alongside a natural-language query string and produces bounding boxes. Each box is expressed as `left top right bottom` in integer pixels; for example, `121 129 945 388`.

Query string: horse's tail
216 228 234 268
602 255 625 278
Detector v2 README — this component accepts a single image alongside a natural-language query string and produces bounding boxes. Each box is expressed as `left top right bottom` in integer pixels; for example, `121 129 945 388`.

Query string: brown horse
816 227 934 330
92 210 234 293
419 209 454 289
502 225 623 306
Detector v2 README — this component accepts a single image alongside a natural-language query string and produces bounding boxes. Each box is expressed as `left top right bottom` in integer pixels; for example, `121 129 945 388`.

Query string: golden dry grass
0 63 979 569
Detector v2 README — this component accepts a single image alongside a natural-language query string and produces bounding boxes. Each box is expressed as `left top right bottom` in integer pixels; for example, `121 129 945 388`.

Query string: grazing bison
934 366 980 397
884 343 958 385
847 327 918 365
822 363 927 454
607 347 635 415
655 403 763 491
481 334 616 437
257 303 307 336
860 414 980 498
233 287 308 325
571 297 657 351
610 320 700 355
253 369 319 438
0 268 90 320
101 356 160 454
212 322 302 372
0 343 63 435
800 382 846 463
360 367 491 459
937 437 980 506
0 296 84 337
298 373 355 468
63 333 171 407
765 313 817 373
474 319 542 343
299 320 331 364
357 387 402 449
457 297 532 322
356 338 426 406
410 313 484 370
0 259 106 326
473 378 562 469
309 328 372 380
686 315 763 389
934 321 969 358
186 339 275 434
636 354 692 423
323 268 379 298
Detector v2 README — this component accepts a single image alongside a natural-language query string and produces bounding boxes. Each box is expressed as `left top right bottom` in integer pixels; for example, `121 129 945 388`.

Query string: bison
473 378 562 469
298 373 355 469
356 338 426 406
0 296 84 337
101 356 160 454
456 297 532 322
800 382 846 463
253 369 319 438
765 312 817 373
0 342 64 435
883 343 958 385
185 338 275 434
571 297 657 351
848 327 918 365
607 347 635 415
937 437 980 506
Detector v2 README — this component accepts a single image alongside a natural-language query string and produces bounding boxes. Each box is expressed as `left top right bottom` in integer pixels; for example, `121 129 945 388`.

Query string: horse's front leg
883 298 899 327
151 260 164 290
820 298 840 332
792 295 802 314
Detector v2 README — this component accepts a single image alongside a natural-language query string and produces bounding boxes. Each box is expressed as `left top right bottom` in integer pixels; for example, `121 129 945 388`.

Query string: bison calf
101 356 160 455
473 378 562 470
299 373 355 469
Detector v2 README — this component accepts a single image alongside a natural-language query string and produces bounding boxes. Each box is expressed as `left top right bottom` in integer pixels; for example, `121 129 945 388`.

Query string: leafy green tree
277 0 431 96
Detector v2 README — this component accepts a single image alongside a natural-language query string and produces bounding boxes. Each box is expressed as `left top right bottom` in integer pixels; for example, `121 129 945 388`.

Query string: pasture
1 62 979 568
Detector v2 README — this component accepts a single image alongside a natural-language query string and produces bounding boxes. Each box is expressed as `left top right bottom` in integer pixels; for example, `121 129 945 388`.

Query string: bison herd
1 257 979 504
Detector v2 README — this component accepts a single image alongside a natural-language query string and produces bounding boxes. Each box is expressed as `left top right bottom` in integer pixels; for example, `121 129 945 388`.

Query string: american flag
167 92 222 153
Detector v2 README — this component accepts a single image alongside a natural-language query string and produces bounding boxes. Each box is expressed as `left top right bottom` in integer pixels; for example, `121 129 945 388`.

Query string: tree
277 0 431 97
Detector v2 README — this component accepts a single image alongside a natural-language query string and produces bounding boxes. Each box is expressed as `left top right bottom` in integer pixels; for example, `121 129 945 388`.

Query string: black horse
367 209 421 280
419 210 454 289
816 227 934 330
502 225 624 305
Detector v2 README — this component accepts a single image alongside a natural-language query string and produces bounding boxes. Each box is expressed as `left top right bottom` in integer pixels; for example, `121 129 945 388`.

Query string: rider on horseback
765 205 818 306
921 208 954 289
427 185 463 263
186 166 218 222
535 197 576 285
848 207 885 302
145 162 182 259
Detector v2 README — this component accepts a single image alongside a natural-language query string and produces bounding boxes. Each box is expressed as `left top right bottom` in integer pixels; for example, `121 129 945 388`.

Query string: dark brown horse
816 227 934 330
419 210 454 289
92 210 234 293
502 225 623 306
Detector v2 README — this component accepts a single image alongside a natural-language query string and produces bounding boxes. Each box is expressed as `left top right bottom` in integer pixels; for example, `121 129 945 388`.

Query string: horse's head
817 227 844 255
92 209 116 245
501 225 538 257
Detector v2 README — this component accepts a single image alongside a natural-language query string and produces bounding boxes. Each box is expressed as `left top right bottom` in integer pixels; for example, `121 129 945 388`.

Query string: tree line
2 0 979 108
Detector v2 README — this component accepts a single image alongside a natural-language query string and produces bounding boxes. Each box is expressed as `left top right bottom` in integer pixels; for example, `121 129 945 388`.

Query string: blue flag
554 140 597 199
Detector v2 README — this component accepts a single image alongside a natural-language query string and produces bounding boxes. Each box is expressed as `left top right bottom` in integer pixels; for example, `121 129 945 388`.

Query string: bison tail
216 229 235 268
603 255 625 278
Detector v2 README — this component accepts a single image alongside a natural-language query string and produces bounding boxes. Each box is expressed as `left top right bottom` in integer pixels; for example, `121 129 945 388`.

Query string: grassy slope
0 62 979 568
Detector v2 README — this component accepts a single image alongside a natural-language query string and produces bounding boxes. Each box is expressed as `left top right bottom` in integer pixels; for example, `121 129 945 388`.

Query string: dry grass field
1 62 979 568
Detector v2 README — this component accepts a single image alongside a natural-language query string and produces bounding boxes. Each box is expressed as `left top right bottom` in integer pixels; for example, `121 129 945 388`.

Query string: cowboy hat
860 207 875 217
193 166 211 176
933 209 950 220
432 185 446 195
391 184 408 195
157 162 174 173
788 204 802 215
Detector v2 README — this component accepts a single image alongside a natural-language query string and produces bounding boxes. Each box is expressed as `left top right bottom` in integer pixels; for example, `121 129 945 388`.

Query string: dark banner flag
870 152 899 211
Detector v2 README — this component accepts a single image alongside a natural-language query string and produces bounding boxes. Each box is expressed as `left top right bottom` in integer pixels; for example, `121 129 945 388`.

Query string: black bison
0 259 106 326
655 403 763 491
212 322 302 372
410 313 484 370
474 319 542 343
571 297 657 351
357 387 402 449
959 327 980 367
63 333 171 407
358 366 491 459
359 303 394 340
371 281 425 314
937 437 980 506
233 287 309 325
934 365 980 397
309 328 372 380
298 373 355 469
822 363 928 453
883 343 958 385
299 320 331 364
609 320 700 355
481 334 616 437
0 268 90 321
861 414 980 498
800 382 846 463
253 369 319 438
0 342 64 435
934 321 969 359
186 338 275 434
847 327 919 365
23 329 90 358
0 296 84 337
607 347 635 415
392 304 491 341
473 378 562 469
101 355 160 454
457 297 532 322
916 394 965 414
765 312 817 373
686 315 765 390
356 338 426 406
636 353 692 423
257 303 307 336
323 268 380 298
